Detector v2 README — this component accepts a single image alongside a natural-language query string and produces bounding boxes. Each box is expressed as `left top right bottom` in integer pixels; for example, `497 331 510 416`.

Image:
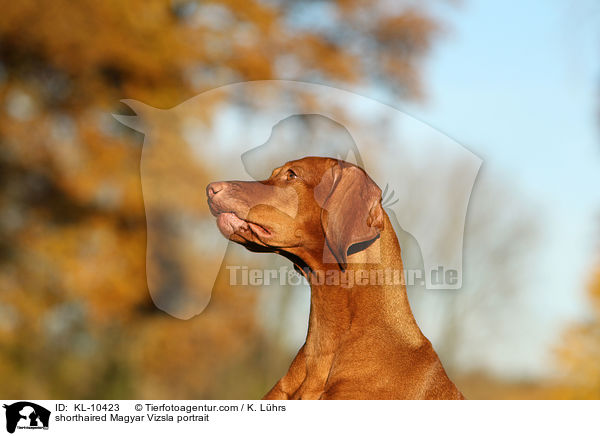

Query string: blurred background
0 0 599 399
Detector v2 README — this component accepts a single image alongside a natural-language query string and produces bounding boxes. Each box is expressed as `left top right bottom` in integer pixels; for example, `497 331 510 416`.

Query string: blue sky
401 0 600 374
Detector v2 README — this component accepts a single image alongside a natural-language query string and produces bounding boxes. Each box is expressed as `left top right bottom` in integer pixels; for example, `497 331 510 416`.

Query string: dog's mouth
216 212 271 241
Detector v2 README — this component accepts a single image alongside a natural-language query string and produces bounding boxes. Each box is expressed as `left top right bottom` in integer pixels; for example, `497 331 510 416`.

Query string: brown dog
207 157 464 399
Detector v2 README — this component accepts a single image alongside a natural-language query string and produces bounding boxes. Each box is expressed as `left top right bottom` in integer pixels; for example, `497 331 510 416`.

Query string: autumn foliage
555 264 600 399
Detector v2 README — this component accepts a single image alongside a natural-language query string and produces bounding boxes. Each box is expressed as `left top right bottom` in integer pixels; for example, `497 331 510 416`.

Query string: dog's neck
297 213 427 358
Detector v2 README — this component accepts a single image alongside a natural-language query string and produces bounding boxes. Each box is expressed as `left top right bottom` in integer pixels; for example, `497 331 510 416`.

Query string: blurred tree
0 0 446 398
404 164 539 378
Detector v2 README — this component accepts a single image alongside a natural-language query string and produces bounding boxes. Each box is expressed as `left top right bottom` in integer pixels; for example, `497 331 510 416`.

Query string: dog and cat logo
2 402 50 433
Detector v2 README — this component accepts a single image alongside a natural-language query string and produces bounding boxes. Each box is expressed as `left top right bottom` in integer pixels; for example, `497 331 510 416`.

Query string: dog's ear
314 161 384 268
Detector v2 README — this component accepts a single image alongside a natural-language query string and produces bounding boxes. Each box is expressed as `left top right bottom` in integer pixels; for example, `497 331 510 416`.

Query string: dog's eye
286 169 298 181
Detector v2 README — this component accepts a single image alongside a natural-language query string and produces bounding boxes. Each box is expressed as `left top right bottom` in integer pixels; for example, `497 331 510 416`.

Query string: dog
207 156 464 399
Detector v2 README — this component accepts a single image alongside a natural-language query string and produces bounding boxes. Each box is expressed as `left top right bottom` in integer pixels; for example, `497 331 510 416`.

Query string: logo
3 402 50 434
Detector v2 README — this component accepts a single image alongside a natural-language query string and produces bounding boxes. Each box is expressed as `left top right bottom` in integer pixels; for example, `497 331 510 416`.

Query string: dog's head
206 157 383 269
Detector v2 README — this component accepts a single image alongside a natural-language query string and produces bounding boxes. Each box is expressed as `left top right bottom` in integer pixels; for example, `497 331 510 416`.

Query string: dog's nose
206 182 227 199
